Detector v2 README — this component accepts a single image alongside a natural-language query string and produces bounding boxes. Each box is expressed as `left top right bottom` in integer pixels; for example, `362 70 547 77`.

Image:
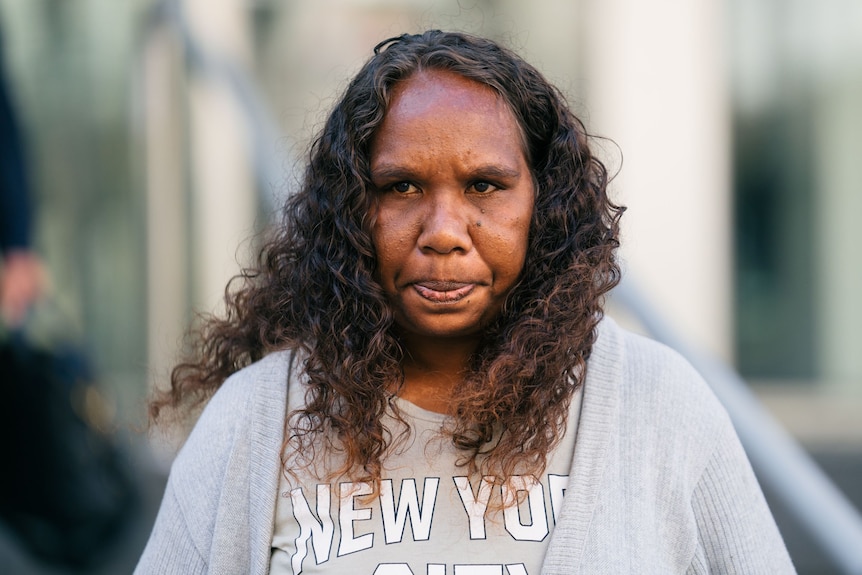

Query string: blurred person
136 31 795 574
0 25 135 572
0 30 43 327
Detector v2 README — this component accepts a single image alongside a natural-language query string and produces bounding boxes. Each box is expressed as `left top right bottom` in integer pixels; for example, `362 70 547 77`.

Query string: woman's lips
412 281 475 303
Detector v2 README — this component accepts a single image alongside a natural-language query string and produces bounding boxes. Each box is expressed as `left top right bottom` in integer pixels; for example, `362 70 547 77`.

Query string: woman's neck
397 333 480 414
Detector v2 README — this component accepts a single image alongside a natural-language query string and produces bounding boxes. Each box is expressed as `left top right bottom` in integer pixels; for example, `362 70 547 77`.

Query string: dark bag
0 333 137 570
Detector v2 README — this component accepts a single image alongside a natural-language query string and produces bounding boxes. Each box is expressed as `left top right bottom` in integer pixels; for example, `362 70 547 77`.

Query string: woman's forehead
388 69 499 110
376 69 532 164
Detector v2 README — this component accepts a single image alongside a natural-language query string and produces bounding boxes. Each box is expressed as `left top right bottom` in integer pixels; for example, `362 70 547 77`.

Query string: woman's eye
471 181 496 193
392 182 413 193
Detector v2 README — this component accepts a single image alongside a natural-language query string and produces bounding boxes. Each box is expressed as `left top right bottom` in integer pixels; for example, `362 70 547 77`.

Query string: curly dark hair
151 30 623 487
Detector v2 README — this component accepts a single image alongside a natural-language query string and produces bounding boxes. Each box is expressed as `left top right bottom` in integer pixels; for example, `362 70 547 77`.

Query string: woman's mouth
412 281 475 303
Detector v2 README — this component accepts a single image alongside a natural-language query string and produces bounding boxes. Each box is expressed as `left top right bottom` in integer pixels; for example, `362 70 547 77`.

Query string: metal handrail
144 3 862 572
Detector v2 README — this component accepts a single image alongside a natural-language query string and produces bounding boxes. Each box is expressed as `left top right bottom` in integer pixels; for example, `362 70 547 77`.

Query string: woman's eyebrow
369 164 414 181
371 164 522 181
470 165 522 179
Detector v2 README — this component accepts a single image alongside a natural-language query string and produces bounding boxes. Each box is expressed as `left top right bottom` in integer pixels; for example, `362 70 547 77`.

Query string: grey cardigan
135 317 795 574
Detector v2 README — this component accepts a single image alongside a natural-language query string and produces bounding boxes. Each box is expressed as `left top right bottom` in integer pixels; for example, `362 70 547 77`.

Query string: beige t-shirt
270 389 582 575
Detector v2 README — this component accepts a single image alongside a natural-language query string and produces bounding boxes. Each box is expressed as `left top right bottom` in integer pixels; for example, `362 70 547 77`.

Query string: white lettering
454 476 494 539
338 482 374 555
502 476 548 542
289 485 334 574
380 478 439 543
547 474 568 525
375 563 525 575
454 566 502 575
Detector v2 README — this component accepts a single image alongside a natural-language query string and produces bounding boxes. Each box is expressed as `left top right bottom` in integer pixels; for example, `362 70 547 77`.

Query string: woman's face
369 69 535 342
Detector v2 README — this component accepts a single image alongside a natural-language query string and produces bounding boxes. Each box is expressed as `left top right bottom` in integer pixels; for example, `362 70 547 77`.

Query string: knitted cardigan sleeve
134 351 290 575
686 420 796 574
541 318 795 574
133 377 247 575
134 483 208 575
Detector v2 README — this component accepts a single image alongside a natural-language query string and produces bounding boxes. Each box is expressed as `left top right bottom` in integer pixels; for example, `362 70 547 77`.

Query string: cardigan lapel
247 350 293 575
541 317 624 574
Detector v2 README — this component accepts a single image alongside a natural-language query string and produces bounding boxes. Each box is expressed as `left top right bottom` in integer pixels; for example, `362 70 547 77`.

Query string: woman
136 30 794 574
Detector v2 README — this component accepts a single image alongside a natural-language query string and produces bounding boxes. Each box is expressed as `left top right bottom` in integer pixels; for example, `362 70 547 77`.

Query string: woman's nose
417 193 473 255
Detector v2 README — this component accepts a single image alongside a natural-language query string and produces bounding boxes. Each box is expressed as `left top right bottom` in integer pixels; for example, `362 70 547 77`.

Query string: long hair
150 30 623 486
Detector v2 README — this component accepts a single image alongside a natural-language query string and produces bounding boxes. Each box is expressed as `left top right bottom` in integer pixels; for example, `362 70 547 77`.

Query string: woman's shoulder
591 315 731 436
173 349 295 465
209 348 295 410
596 316 717 392
149 349 296 565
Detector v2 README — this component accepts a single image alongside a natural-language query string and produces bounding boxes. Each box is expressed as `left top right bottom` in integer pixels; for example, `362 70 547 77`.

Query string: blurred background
0 0 859 573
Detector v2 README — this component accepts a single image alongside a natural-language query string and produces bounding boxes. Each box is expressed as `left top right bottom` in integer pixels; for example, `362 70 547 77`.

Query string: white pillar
583 0 733 360
183 0 256 314
814 77 862 389
144 27 188 388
